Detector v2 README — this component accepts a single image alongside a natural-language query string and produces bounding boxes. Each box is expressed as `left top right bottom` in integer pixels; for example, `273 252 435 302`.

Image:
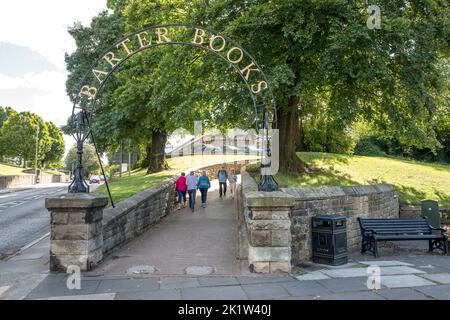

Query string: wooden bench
357 217 449 258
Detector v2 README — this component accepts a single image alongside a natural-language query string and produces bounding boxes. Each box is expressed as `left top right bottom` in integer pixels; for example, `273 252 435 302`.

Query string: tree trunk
277 96 308 173
146 130 169 174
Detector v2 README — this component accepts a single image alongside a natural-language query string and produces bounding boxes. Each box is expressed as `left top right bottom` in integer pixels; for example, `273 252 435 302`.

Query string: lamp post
68 111 89 193
258 110 279 192
35 123 39 183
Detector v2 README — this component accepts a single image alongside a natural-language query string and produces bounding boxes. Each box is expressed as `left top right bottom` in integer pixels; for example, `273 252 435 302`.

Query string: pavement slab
317 291 386 300
380 275 435 288
241 283 291 300
414 284 450 300
25 277 100 300
316 277 381 293
181 285 248 300
358 260 413 267
96 278 160 293
36 293 116 300
160 276 200 289
419 273 450 284
295 271 330 281
280 280 331 297
377 288 433 300
236 276 295 285
116 289 181 300
198 276 240 287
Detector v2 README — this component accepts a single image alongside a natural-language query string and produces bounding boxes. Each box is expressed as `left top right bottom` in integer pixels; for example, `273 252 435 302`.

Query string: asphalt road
0 183 96 258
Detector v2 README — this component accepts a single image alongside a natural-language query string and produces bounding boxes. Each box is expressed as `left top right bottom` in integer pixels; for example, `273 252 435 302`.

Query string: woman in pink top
176 172 187 209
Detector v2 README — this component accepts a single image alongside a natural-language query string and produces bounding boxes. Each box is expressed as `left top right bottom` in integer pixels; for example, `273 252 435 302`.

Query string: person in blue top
217 166 228 198
198 171 211 208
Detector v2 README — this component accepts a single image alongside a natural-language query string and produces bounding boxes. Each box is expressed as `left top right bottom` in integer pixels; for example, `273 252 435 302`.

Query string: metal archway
69 24 279 206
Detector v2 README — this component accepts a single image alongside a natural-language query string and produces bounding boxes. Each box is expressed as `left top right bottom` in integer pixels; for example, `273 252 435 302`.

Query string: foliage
0 111 52 164
65 0 449 173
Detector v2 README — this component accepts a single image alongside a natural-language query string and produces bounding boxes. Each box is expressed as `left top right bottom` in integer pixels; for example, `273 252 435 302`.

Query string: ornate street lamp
68 111 90 193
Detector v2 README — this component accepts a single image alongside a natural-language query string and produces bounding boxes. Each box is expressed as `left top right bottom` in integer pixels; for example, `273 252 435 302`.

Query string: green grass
275 152 450 206
95 154 257 204
0 163 31 176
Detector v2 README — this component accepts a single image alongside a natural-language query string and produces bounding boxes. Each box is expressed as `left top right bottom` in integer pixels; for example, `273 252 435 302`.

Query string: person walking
186 171 198 212
217 166 228 198
229 169 238 199
198 171 211 208
175 172 187 210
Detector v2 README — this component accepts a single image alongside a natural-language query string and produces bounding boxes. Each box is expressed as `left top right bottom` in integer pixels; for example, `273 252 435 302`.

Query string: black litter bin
312 214 347 266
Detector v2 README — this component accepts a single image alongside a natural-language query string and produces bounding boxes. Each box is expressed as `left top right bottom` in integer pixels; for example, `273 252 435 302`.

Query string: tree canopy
65 0 449 172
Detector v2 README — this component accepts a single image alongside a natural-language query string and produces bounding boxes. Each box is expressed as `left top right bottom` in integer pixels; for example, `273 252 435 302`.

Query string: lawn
95 154 257 204
275 152 450 206
0 163 30 176
0 163 68 176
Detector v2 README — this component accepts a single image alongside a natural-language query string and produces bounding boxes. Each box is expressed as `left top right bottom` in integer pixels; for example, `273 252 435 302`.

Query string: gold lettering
103 51 122 68
136 31 151 48
192 28 206 45
209 35 226 52
79 85 97 98
226 47 244 64
240 62 259 80
156 27 171 44
117 38 133 56
251 81 268 94
92 69 108 84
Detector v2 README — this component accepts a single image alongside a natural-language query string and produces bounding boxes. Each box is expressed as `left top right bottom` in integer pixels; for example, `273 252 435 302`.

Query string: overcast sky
0 0 108 154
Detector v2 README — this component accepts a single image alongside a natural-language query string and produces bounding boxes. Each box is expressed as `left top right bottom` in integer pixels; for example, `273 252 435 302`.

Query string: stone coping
46 192 109 210
282 184 396 200
240 169 295 208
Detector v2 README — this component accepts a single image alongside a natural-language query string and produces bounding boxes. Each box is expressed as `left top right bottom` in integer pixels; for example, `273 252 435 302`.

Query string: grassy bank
275 152 450 206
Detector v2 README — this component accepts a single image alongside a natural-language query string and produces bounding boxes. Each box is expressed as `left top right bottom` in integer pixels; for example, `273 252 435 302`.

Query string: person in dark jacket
217 166 228 198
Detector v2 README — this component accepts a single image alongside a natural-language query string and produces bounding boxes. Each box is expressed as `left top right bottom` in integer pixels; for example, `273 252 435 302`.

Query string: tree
64 143 100 178
42 122 65 168
66 0 449 174
0 112 52 167
190 0 449 171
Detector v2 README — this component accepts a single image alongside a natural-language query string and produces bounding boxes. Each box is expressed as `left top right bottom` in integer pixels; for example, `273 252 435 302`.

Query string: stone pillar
45 193 108 272
245 191 295 273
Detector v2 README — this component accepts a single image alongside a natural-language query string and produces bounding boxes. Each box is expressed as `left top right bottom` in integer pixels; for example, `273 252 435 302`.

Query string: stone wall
0 173 70 189
102 159 256 256
240 169 295 273
400 205 450 223
102 177 178 255
283 185 399 264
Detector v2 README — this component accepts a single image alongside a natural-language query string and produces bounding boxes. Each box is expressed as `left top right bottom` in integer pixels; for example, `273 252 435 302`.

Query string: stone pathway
88 179 241 276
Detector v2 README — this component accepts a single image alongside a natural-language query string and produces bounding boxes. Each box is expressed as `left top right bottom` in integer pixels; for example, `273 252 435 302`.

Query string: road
0 182 102 258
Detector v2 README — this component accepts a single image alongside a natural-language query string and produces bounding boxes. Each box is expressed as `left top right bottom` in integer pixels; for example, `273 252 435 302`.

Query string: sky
0 0 108 155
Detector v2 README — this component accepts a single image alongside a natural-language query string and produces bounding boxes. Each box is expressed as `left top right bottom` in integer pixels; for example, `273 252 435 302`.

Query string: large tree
66 0 449 173
190 0 449 171
0 112 52 167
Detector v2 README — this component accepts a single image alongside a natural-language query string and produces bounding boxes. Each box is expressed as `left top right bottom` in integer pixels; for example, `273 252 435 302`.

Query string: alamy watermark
367 4 382 30
66 265 81 290
167 121 280 176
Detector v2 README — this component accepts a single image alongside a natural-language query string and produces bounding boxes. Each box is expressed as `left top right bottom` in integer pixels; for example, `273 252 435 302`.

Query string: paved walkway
0 178 449 300
89 179 241 276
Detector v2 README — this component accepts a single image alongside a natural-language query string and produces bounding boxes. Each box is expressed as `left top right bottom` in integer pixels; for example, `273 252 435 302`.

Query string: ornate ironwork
70 24 279 201
68 111 89 193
